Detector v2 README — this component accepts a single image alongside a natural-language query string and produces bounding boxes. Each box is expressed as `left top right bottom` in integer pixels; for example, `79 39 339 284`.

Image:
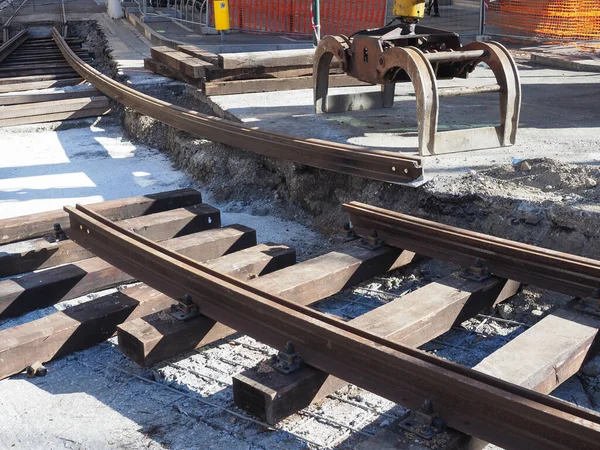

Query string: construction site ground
1 5 600 450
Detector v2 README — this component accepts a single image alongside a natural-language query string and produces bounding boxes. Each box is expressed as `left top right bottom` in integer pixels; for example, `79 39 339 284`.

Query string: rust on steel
0 29 28 63
345 201 600 298
49 28 422 184
63 203 600 450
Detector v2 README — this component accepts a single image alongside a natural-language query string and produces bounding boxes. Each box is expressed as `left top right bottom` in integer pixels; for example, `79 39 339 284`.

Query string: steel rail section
345 202 600 298
1 0 28 43
50 29 422 184
64 203 600 450
0 29 28 63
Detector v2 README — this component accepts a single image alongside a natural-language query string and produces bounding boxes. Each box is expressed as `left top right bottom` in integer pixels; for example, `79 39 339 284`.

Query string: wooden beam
0 67 78 78
0 106 110 128
233 274 520 424
0 78 82 93
0 203 220 277
176 44 221 66
0 188 202 245
0 73 80 85
0 96 109 120
0 225 255 319
219 49 315 70
204 74 370 96
356 302 600 450
144 58 202 87
150 46 211 78
0 239 287 381
117 246 415 366
118 243 297 366
0 61 75 71
475 303 600 394
0 87 102 106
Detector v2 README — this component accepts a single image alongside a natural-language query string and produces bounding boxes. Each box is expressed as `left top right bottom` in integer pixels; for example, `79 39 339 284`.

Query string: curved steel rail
50 28 422 184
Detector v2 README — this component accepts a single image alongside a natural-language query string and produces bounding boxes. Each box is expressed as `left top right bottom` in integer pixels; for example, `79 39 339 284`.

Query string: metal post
312 0 320 46
478 0 486 36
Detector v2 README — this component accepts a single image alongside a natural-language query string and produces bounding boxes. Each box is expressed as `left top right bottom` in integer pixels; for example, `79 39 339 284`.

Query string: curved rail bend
51 28 422 184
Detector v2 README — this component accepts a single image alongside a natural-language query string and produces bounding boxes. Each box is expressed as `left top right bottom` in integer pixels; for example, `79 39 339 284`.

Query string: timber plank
176 44 221 65
475 303 600 394
0 106 111 127
203 65 336 82
0 78 82 93
233 274 520 424
150 46 211 78
117 246 414 366
0 61 75 71
356 302 600 450
0 67 78 78
0 225 256 319
144 58 202 87
0 87 102 106
220 49 315 70
0 73 79 85
0 236 280 381
118 243 297 366
0 96 109 120
204 74 369 96
0 203 220 277
0 188 202 245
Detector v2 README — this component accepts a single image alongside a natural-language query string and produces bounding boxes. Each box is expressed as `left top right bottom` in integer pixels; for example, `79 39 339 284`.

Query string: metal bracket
44 223 68 243
342 222 359 242
397 399 446 440
460 260 490 281
168 293 200 321
269 341 304 374
573 295 600 318
358 230 383 251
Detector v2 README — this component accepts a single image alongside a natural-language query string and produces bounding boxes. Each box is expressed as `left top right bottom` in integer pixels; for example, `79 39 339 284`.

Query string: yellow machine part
214 0 231 30
393 0 426 19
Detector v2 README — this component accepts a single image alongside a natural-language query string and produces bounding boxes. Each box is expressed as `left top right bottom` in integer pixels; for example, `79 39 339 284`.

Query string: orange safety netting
486 0 600 42
227 0 387 36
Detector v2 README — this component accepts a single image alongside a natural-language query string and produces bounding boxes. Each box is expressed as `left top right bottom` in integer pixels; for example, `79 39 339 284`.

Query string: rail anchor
397 399 446 440
169 293 200 321
270 341 303 374
574 293 600 318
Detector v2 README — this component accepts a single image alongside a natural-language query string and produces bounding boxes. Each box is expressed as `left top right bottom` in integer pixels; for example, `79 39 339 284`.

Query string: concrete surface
209 64 600 181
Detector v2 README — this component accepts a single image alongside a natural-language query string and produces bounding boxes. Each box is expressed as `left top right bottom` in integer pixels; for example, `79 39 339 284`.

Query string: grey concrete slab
209 63 600 181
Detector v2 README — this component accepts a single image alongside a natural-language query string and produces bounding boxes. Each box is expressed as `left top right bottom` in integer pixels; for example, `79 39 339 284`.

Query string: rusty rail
63 203 600 450
50 28 422 184
0 29 27 63
345 202 600 298
2 0 28 43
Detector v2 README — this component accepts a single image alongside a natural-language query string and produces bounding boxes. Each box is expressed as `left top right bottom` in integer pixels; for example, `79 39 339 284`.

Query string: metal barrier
130 0 599 46
227 0 386 36
485 0 600 45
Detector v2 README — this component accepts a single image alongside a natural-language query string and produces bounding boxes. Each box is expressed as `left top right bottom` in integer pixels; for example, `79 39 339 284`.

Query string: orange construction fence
486 0 600 42
226 0 387 36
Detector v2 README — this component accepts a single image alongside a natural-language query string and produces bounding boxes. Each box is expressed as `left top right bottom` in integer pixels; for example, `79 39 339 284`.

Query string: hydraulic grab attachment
313 0 521 156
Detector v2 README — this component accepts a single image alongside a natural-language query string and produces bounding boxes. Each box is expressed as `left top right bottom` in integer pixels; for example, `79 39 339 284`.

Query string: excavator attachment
313 29 521 156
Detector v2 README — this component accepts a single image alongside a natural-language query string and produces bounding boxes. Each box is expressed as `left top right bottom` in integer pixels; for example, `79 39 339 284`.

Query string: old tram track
0 188 599 449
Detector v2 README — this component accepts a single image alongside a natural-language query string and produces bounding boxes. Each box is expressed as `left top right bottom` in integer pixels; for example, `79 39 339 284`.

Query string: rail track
0 7 110 126
1 189 599 449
